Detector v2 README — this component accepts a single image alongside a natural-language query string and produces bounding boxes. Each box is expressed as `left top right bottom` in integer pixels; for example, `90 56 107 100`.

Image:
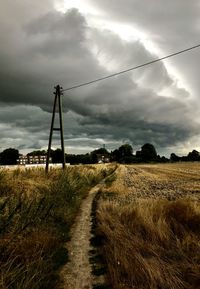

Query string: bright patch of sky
55 0 101 16
55 0 190 96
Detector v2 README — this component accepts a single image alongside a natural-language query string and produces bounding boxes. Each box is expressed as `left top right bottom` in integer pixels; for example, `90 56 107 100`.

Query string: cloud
87 0 200 98
0 4 107 110
88 0 199 44
0 1 199 155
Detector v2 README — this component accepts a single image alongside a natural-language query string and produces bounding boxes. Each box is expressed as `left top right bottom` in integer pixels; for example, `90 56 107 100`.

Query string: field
0 164 116 289
97 163 200 289
1 163 200 289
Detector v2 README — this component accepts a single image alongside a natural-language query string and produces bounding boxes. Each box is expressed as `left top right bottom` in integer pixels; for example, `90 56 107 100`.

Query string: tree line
1 144 200 165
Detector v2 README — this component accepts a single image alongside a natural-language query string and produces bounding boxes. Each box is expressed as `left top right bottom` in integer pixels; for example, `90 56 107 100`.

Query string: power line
62 43 200 92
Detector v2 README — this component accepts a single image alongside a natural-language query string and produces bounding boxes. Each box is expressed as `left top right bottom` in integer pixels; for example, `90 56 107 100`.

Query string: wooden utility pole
46 85 66 173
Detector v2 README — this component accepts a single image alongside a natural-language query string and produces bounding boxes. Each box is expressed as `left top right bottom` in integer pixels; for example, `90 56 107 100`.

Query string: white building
17 155 51 165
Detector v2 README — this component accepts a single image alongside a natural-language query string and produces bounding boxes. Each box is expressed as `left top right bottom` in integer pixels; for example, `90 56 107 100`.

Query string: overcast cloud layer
1 0 200 156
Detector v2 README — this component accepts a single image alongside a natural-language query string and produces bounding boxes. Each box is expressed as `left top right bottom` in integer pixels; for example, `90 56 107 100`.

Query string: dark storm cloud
75 88 197 150
0 4 104 109
0 0 199 154
63 70 197 150
88 0 200 99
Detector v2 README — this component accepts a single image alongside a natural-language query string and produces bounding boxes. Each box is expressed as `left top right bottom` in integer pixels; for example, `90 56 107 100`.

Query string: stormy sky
1 0 200 156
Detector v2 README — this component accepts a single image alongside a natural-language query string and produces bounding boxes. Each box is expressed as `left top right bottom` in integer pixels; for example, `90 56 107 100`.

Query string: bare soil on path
59 184 104 289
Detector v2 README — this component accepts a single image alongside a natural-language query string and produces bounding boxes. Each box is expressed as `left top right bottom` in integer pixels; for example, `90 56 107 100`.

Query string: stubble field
97 163 200 289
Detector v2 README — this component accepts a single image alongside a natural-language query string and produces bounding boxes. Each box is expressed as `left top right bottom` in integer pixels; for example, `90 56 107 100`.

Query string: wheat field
97 163 200 289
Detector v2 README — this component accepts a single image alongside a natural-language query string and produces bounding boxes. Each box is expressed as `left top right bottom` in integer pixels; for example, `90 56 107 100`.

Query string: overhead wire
62 43 200 92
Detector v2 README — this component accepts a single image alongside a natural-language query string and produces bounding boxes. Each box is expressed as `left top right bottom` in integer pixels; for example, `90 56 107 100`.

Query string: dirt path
59 184 103 289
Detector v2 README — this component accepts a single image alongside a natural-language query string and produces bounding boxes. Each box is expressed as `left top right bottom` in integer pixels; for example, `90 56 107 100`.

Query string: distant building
17 155 51 165
96 154 110 163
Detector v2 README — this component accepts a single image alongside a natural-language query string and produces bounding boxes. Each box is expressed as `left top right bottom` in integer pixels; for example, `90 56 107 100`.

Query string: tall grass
97 198 200 289
0 164 115 289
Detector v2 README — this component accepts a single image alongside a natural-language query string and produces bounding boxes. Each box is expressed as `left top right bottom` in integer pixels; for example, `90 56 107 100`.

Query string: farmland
1 163 200 289
0 164 116 289
97 163 200 289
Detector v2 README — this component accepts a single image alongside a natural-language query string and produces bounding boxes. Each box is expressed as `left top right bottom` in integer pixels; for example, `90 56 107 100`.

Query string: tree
51 149 63 163
111 149 120 162
66 153 92 164
111 144 133 163
0 148 19 165
187 150 200 161
91 148 108 155
27 150 47 156
118 144 133 157
140 143 157 161
170 153 180 162
160 156 169 163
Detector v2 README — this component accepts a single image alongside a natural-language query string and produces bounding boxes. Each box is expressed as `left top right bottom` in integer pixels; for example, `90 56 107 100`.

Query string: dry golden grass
97 163 200 289
0 164 116 289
